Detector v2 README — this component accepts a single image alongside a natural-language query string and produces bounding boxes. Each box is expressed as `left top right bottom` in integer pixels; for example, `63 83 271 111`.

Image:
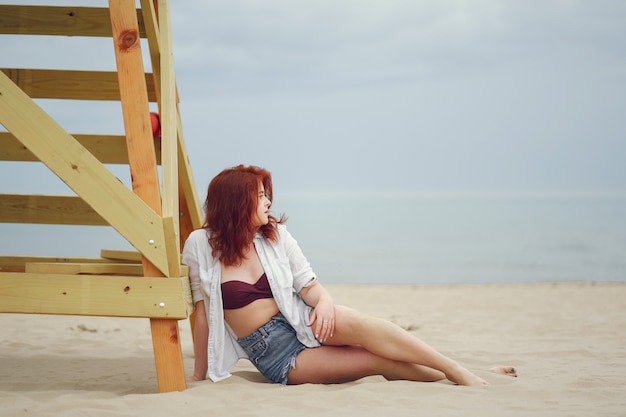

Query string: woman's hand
300 280 336 343
308 298 335 344
300 281 335 343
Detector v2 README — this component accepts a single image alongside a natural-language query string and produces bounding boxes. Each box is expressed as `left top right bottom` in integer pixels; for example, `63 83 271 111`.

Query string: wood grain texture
0 272 190 319
109 0 185 392
0 5 145 37
0 68 157 102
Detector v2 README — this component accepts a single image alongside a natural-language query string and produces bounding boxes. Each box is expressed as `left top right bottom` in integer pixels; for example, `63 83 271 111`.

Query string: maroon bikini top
221 273 273 310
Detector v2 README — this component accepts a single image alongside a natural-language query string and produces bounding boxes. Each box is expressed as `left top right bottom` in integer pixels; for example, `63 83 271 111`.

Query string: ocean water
2 191 625 285
271 191 626 285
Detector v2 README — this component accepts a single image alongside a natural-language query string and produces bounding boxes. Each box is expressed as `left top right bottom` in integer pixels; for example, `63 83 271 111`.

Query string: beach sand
1 282 624 417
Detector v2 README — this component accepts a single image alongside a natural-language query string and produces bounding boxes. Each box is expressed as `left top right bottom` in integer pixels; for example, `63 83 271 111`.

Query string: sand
1 282 624 417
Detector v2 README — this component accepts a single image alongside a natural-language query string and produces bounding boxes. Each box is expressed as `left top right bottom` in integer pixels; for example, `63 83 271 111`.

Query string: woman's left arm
299 281 335 343
280 225 335 342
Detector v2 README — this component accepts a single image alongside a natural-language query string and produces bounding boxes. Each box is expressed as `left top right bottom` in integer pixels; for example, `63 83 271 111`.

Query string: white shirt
182 224 320 382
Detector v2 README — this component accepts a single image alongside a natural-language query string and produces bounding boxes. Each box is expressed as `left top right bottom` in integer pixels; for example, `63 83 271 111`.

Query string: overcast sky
178 0 626 193
2 0 625 196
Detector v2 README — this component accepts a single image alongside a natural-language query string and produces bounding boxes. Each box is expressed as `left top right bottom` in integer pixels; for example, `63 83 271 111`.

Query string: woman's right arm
182 230 210 381
189 300 208 381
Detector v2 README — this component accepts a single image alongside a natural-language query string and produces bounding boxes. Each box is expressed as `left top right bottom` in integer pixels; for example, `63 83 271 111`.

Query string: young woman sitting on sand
182 164 517 386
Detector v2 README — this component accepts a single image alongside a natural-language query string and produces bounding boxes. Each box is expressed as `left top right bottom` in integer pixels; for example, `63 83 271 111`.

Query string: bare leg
288 345 444 385
318 306 512 386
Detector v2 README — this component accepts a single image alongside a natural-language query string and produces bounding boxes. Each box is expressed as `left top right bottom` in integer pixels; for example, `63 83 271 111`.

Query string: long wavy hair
203 165 286 266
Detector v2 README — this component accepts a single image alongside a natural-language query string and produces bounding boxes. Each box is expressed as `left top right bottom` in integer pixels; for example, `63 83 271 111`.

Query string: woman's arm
181 231 210 380
188 301 208 381
299 280 335 344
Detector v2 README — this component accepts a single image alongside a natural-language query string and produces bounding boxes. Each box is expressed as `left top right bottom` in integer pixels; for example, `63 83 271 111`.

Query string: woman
182 164 516 386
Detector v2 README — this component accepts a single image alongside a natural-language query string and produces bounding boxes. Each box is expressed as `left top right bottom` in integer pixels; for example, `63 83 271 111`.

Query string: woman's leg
321 306 515 386
288 345 445 385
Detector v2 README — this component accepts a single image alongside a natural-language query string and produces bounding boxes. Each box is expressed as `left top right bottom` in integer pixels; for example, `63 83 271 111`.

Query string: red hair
203 165 286 266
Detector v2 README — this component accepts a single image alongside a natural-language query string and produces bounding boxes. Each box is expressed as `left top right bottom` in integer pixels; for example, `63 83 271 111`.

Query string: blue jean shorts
237 312 307 385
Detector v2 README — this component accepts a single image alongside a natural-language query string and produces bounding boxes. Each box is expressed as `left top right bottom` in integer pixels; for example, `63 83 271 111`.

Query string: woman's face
252 182 271 227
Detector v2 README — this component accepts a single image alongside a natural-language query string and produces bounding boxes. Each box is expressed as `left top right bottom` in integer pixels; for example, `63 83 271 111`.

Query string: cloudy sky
2 0 625 196
175 0 626 193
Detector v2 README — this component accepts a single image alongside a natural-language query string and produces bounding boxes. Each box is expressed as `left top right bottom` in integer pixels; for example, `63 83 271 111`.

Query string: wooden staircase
0 1 204 392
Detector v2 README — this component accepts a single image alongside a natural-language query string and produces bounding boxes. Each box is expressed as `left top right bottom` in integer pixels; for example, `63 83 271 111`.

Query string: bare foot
445 362 490 386
490 366 517 377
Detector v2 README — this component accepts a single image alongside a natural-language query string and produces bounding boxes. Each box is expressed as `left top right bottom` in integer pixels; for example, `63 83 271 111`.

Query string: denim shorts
236 312 307 385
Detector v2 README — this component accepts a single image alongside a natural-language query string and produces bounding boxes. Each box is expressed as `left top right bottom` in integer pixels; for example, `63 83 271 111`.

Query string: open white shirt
182 225 321 382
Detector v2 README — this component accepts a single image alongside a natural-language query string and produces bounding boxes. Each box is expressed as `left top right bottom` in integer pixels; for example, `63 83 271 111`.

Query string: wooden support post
108 0 186 393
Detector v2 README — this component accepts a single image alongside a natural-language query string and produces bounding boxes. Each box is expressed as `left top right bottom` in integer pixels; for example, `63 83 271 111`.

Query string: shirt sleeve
279 225 317 293
182 229 206 306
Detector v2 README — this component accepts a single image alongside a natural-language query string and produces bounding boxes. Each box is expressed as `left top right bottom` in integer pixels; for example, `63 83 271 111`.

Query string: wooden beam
0 272 191 319
162 216 181 278
24 262 145 276
109 4 161 225
0 194 106 225
138 0 201 246
176 112 204 233
0 256 125 273
0 132 161 165
109 0 185 392
0 70 170 276
101 249 142 263
0 5 146 38
0 69 157 102
158 0 180 278
140 0 162 105
139 0 199 247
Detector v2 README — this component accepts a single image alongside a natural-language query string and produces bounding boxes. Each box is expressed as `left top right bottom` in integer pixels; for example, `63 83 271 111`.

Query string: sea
271 191 626 285
2 191 625 285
